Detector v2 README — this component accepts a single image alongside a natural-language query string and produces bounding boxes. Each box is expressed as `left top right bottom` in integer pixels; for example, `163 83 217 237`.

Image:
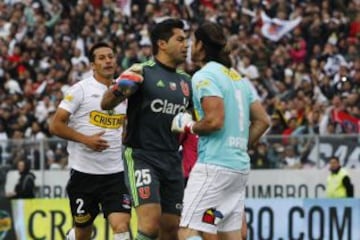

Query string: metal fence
0 137 68 170
1 134 359 171
257 134 360 169
1 135 359 198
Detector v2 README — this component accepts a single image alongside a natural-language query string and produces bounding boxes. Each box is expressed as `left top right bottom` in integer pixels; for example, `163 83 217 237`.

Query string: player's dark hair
18 159 31 174
194 21 232 68
89 42 112 63
150 18 184 55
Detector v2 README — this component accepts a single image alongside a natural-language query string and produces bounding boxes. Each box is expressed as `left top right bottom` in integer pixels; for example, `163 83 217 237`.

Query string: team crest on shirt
180 80 190 97
202 208 223 225
169 82 177 91
138 186 151 199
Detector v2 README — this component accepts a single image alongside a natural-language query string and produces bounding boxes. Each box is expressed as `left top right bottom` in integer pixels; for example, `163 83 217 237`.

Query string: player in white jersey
171 22 270 240
50 42 131 240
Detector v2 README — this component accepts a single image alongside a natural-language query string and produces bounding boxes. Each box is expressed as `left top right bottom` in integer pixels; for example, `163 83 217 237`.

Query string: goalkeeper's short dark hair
150 18 184 55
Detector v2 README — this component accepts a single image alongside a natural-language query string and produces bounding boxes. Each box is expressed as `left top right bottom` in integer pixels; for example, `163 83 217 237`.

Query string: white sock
114 232 131 240
186 236 203 240
65 228 76 240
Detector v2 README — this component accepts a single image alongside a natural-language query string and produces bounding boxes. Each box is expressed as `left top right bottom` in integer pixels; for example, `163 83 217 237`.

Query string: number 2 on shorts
76 198 85 214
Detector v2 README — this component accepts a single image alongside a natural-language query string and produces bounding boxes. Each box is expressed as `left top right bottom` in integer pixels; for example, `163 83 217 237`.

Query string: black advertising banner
306 136 360 167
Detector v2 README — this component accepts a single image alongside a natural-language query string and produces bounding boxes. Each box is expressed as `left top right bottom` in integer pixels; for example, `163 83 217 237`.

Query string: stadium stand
0 0 359 172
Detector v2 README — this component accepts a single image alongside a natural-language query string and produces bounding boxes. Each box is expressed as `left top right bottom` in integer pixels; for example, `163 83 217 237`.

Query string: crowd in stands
0 0 359 170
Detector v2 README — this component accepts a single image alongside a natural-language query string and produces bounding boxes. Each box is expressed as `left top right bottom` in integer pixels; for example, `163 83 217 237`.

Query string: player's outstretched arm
101 88 127 110
171 96 224 135
101 64 143 110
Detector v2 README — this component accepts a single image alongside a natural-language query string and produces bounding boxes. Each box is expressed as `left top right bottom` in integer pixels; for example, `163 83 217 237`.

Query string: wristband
111 85 124 97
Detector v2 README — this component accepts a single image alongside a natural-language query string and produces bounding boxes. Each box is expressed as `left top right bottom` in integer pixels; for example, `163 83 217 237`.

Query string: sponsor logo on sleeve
195 79 210 89
64 94 74 102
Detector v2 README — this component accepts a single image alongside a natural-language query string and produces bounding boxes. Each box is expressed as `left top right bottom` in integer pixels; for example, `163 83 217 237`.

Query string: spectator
293 109 322 135
326 156 354 198
288 27 307 64
237 54 260 80
6 159 36 199
70 47 89 66
121 39 140 69
283 145 302 169
249 141 270 169
282 117 298 144
0 121 9 164
268 112 287 135
348 13 360 38
24 121 46 141
138 38 152 63
7 130 26 167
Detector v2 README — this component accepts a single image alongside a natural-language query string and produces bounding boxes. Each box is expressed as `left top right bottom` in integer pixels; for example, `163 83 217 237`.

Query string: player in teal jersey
171 22 270 240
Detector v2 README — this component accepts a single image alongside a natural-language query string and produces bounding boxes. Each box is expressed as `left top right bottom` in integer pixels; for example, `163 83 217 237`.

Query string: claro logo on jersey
89 111 125 129
150 99 186 115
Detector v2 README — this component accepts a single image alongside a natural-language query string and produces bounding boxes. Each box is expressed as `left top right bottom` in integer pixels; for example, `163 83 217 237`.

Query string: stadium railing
0 134 359 198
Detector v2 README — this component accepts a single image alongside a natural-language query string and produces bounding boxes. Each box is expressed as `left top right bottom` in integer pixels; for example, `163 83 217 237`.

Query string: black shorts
66 169 131 227
123 147 184 215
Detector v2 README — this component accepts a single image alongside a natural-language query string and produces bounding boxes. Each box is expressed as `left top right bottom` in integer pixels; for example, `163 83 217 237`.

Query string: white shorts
180 163 248 234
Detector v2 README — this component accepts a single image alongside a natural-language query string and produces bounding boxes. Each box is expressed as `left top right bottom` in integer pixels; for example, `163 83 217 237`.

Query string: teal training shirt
192 61 258 171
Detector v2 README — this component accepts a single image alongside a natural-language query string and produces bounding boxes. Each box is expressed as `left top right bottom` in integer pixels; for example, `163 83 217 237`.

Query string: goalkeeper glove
171 112 195 133
112 64 143 97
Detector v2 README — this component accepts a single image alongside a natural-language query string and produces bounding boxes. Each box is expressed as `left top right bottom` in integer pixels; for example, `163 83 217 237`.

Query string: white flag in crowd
118 0 131 16
260 11 301 42
235 0 242 6
184 0 194 6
